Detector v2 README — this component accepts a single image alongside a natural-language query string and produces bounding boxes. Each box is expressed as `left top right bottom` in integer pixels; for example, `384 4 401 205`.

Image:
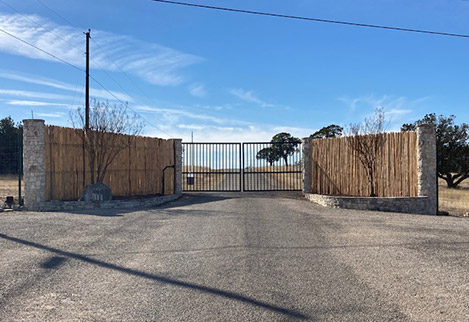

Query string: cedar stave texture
44 126 175 201
310 131 418 197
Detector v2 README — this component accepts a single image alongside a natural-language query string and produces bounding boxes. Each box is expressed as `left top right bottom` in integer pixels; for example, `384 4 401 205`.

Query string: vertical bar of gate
240 143 243 192
18 130 22 206
207 143 210 191
259 143 262 191
214 144 217 191
210 144 213 191
229 144 231 188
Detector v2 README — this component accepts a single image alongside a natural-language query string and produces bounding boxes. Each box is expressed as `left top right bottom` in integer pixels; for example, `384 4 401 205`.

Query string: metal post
18 130 22 206
85 29 90 131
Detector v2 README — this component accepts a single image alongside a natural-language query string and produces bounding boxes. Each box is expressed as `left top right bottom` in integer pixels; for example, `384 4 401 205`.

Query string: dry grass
438 178 469 216
0 174 23 203
246 165 302 190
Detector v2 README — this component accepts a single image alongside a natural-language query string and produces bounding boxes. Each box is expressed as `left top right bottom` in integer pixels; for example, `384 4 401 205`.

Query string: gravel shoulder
0 192 468 321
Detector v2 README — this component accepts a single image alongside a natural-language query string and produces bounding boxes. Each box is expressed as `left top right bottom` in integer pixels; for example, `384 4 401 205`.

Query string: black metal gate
182 141 302 192
182 143 242 192
242 142 302 191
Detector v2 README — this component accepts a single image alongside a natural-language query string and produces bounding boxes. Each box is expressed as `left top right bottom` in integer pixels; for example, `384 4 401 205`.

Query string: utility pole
85 29 90 131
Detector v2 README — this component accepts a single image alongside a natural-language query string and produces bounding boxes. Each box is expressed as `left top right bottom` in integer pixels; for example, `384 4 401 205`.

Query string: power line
91 38 154 102
90 37 176 135
29 0 175 137
0 0 85 58
0 26 84 72
151 0 469 39
34 0 78 28
0 22 173 137
87 38 175 137
89 74 174 137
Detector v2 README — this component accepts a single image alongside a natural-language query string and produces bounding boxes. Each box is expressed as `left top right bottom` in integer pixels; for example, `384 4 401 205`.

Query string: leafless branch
70 100 144 185
345 107 387 197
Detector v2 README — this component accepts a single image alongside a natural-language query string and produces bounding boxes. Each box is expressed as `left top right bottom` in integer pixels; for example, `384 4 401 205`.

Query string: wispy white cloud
6 100 70 107
197 104 231 111
36 112 65 118
0 71 77 91
0 88 74 100
0 71 132 102
338 94 430 130
0 12 201 86
189 83 207 97
148 123 311 142
338 94 429 115
385 108 412 118
230 88 276 108
135 105 248 126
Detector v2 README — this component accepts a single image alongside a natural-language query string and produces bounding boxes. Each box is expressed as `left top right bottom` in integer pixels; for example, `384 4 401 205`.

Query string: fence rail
310 131 418 197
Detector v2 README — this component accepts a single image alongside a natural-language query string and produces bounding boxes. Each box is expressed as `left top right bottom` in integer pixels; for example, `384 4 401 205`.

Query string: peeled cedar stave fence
310 131 418 197
44 126 175 201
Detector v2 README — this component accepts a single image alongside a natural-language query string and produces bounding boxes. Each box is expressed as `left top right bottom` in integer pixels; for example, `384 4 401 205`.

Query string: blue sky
0 0 468 141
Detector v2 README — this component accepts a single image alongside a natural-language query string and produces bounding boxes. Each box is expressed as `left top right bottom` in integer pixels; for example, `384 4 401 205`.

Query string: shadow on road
156 193 233 209
0 233 309 320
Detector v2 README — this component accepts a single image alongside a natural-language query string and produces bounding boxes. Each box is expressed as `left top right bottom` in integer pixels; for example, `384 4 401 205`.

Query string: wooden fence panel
310 131 418 197
45 126 175 201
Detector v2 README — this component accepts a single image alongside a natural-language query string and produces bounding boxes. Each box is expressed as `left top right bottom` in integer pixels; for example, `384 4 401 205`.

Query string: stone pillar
302 137 312 194
23 119 46 210
173 139 183 195
417 124 437 214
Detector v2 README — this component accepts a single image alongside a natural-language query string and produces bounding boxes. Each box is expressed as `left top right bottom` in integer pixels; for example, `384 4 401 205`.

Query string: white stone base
304 193 435 215
32 193 182 212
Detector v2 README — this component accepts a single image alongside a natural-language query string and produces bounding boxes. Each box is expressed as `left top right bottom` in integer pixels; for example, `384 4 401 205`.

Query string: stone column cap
23 119 45 123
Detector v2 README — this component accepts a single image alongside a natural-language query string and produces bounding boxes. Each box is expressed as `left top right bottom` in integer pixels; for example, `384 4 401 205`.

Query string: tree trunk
369 169 376 197
440 173 466 189
283 156 289 167
444 176 459 189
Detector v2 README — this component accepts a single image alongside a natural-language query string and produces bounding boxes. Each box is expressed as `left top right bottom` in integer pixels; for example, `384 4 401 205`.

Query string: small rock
463 212 469 218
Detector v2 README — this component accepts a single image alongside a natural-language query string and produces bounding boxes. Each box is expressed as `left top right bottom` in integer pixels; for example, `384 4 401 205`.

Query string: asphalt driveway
0 192 468 321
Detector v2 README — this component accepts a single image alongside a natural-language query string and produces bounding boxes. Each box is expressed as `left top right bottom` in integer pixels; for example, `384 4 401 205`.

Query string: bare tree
71 100 144 185
346 108 387 197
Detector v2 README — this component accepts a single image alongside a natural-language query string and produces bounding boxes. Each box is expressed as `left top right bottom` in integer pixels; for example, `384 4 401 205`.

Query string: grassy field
182 166 226 191
438 178 469 216
246 165 302 190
